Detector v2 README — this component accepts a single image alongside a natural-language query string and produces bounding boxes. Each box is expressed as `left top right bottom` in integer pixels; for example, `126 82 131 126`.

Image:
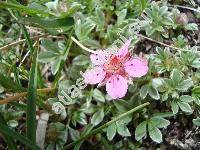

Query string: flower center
104 55 123 73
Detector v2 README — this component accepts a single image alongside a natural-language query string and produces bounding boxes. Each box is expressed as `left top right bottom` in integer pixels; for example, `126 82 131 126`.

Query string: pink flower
83 39 148 99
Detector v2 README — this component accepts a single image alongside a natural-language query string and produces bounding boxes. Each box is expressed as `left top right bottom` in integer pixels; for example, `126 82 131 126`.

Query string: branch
0 34 49 51
0 87 55 104
135 33 199 53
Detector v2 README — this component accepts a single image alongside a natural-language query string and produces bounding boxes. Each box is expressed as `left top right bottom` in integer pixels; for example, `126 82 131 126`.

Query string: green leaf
150 117 170 128
148 126 162 143
177 102 193 113
193 96 200 105
0 1 49 16
93 89 105 102
180 95 193 103
107 123 116 141
51 58 62 75
135 121 147 141
170 69 183 84
192 86 200 96
185 23 198 31
0 123 40 150
113 100 131 112
94 8 105 30
148 86 160 100
193 117 200 126
23 16 74 29
72 55 90 66
116 123 131 137
176 78 193 92
171 101 179 114
148 120 162 143
69 127 80 141
140 85 148 99
91 108 104 126
116 9 127 24
41 39 60 53
38 51 59 62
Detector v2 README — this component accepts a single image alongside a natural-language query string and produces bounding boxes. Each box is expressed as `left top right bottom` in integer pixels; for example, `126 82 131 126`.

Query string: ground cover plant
0 0 200 149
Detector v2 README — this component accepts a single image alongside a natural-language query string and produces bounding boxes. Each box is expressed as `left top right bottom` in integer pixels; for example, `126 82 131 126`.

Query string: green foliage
135 117 170 143
0 0 200 149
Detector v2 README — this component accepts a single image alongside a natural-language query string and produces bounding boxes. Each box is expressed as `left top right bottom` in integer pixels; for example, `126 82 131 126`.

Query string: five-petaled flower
83 39 148 99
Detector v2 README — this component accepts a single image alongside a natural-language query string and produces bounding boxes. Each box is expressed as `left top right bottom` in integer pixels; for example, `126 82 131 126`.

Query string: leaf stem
64 102 150 149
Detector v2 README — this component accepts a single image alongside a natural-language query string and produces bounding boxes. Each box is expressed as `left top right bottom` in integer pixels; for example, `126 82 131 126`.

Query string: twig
64 102 150 149
170 4 200 13
0 87 55 104
135 33 199 53
0 34 49 51
71 37 97 54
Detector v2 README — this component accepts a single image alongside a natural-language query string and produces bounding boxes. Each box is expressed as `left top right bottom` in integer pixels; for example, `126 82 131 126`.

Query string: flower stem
71 37 97 53
64 102 150 149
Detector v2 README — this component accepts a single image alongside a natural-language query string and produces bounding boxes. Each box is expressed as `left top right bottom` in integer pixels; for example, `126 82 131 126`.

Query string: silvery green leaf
91 108 104 126
72 55 90 66
116 9 127 24
107 123 116 141
148 86 160 100
170 69 183 84
193 96 200 105
185 23 198 31
140 85 148 99
148 127 162 143
51 58 62 75
171 101 179 114
116 123 131 137
177 102 193 113
93 89 105 102
180 95 193 103
135 121 147 141
7 120 18 128
162 93 168 101
193 118 200 126
148 121 162 143
68 126 80 141
152 78 164 88
150 117 170 128
176 78 193 92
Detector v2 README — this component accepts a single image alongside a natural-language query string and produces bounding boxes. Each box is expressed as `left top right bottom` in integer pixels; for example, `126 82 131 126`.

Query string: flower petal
124 58 148 77
106 75 128 99
117 39 131 58
83 67 106 84
90 50 108 65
